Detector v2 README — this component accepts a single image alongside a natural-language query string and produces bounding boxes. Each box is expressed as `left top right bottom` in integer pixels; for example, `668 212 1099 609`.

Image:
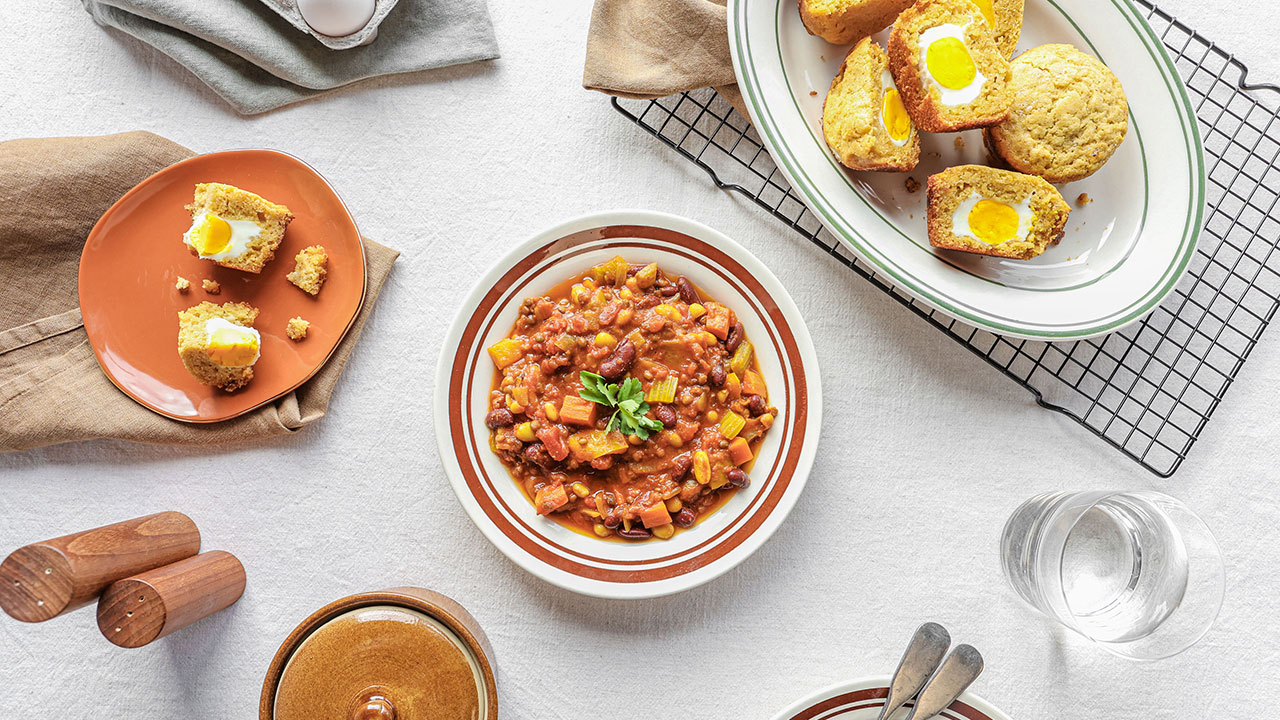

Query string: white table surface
3 2 1278 718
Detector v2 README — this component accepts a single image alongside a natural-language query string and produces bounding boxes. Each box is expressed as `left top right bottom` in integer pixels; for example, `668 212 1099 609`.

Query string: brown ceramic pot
260 587 497 720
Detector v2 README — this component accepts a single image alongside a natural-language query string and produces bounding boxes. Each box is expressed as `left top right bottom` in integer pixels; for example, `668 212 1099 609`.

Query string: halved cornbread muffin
183 183 293 273
823 38 920 172
799 0 915 45
968 0 1024 58
987 44 1128 183
926 165 1070 260
177 301 261 391
887 0 1013 133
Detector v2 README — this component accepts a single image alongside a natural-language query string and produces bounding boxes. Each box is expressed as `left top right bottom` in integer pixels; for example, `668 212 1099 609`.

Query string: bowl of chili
435 210 821 598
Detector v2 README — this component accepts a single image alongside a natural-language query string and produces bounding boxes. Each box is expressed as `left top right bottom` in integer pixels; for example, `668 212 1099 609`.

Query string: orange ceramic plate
78 149 367 423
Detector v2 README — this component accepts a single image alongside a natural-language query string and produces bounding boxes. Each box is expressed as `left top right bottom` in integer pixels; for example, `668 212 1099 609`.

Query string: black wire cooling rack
612 2 1280 477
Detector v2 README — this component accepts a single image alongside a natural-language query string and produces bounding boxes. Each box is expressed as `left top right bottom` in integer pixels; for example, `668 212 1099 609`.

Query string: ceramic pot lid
262 588 497 720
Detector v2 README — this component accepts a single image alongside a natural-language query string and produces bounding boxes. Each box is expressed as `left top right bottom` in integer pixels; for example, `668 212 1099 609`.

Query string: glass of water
1000 490 1224 660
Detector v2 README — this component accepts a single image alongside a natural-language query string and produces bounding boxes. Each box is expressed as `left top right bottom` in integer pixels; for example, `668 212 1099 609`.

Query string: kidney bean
617 526 652 540
747 394 767 416
603 512 622 529
675 509 697 528
727 468 750 489
671 452 693 479
598 339 636 380
658 285 678 297
636 294 661 309
726 321 745 353
598 303 619 325
485 408 514 428
675 276 700 305
709 362 726 387
654 404 677 428
524 443 553 469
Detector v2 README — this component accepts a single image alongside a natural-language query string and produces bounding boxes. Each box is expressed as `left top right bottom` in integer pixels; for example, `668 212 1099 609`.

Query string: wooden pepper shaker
0 512 200 623
97 550 245 648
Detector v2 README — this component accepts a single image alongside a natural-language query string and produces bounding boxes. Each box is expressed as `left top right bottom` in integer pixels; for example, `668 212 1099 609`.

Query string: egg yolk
206 326 259 367
926 37 978 90
968 199 1021 244
189 214 233 256
882 88 912 142
969 0 996 27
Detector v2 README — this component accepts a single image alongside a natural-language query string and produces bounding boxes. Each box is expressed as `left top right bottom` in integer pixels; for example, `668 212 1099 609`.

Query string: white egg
298 0 376 37
951 194 1035 246
203 317 261 368
918 23 987 106
880 70 912 147
183 211 263 262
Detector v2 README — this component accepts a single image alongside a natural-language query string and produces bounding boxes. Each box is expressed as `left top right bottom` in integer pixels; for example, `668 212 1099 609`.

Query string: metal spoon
875 623 951 720
903 644 985 720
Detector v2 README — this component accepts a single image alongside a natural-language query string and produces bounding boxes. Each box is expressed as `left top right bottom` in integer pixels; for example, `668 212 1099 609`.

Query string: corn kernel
543 402 559 422
654 304 681 321
620 287 634 301
570 284 590 305
506 397 525 414
515 422 537 442
707 410 719 423
595 332 617 347
688 303 706 319
571 482 591 498
693 451 710 485
593 523 611 538
665 498 682 513
665 431 684 448
760 413 775 429
617 307 634 326
625 277 639 292
652 523 676 540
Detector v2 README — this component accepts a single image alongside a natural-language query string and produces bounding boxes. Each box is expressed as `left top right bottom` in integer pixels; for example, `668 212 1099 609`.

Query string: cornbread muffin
286 317 310 341
823 38 920 172
202 279 221 294
888 0 1013 133
286 245 328 295
177 301 261 391
175 276 190 292
798 0 914 45
986 44 1128 182
183 183 293 273
969 0 1023 58
927 165 1070 260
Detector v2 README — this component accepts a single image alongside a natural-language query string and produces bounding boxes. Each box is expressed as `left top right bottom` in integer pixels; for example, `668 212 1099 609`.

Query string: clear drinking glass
1000 490 1224 660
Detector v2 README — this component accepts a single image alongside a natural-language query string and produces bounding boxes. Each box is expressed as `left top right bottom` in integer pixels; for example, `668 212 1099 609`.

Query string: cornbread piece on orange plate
202 279 221 294
177 301 261 391
183 182 293 273
286 316 310 341
286 245 329 295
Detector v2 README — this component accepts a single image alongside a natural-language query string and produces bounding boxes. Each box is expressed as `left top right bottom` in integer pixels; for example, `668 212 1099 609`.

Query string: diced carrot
569 430 629 460
559 395 598 427
727 437 752 466
487 338 524 369
725 372 742 400
534 484 569 515
704 303 733 340
536 426 569 461
639 501 672 528
742 370 767 397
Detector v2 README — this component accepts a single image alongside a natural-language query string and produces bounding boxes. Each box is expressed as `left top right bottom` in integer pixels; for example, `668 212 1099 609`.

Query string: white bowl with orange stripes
435 210 822 598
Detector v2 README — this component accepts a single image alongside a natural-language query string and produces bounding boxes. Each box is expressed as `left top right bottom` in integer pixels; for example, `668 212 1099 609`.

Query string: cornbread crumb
286 317 310 341
177 301 259 391
286 245 328 295
184 183 293 273
905 176 921 193
1077 193 1092 207
176 277 190 292
202 279 221 294
954 137 966 151
809 90 818 96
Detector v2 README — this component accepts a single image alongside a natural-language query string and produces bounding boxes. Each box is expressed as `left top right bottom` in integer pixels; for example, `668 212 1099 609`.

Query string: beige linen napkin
0 132 398 452
583 0 747 117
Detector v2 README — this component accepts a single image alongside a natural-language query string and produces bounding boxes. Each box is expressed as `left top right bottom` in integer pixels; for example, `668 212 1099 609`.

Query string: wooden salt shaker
97 550 246 648
0 512 200 623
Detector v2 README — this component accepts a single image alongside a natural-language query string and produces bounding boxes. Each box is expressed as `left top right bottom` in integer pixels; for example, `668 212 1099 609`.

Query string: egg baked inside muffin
888 0 1013 133
966 0 1023 59
926 165 1070 260
183 183 293 273
986 44 1129 183
822 38 920 172
177 301 261 391
798 0 915 45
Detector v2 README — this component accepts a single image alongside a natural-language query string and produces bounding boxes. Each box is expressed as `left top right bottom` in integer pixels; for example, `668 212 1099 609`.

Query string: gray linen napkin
83 0 500 115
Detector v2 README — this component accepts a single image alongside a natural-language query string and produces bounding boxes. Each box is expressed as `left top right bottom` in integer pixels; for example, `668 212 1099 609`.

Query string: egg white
183 211 263 262
880 70 912 147
203 317 261 368
918 23 986 107
951 194 1035 245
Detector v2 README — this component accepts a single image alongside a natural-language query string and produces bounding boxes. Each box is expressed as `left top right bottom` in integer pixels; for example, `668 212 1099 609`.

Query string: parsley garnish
579 371 665 440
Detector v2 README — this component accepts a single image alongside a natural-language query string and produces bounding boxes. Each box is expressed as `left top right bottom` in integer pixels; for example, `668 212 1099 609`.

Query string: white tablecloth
2 2 1277 717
